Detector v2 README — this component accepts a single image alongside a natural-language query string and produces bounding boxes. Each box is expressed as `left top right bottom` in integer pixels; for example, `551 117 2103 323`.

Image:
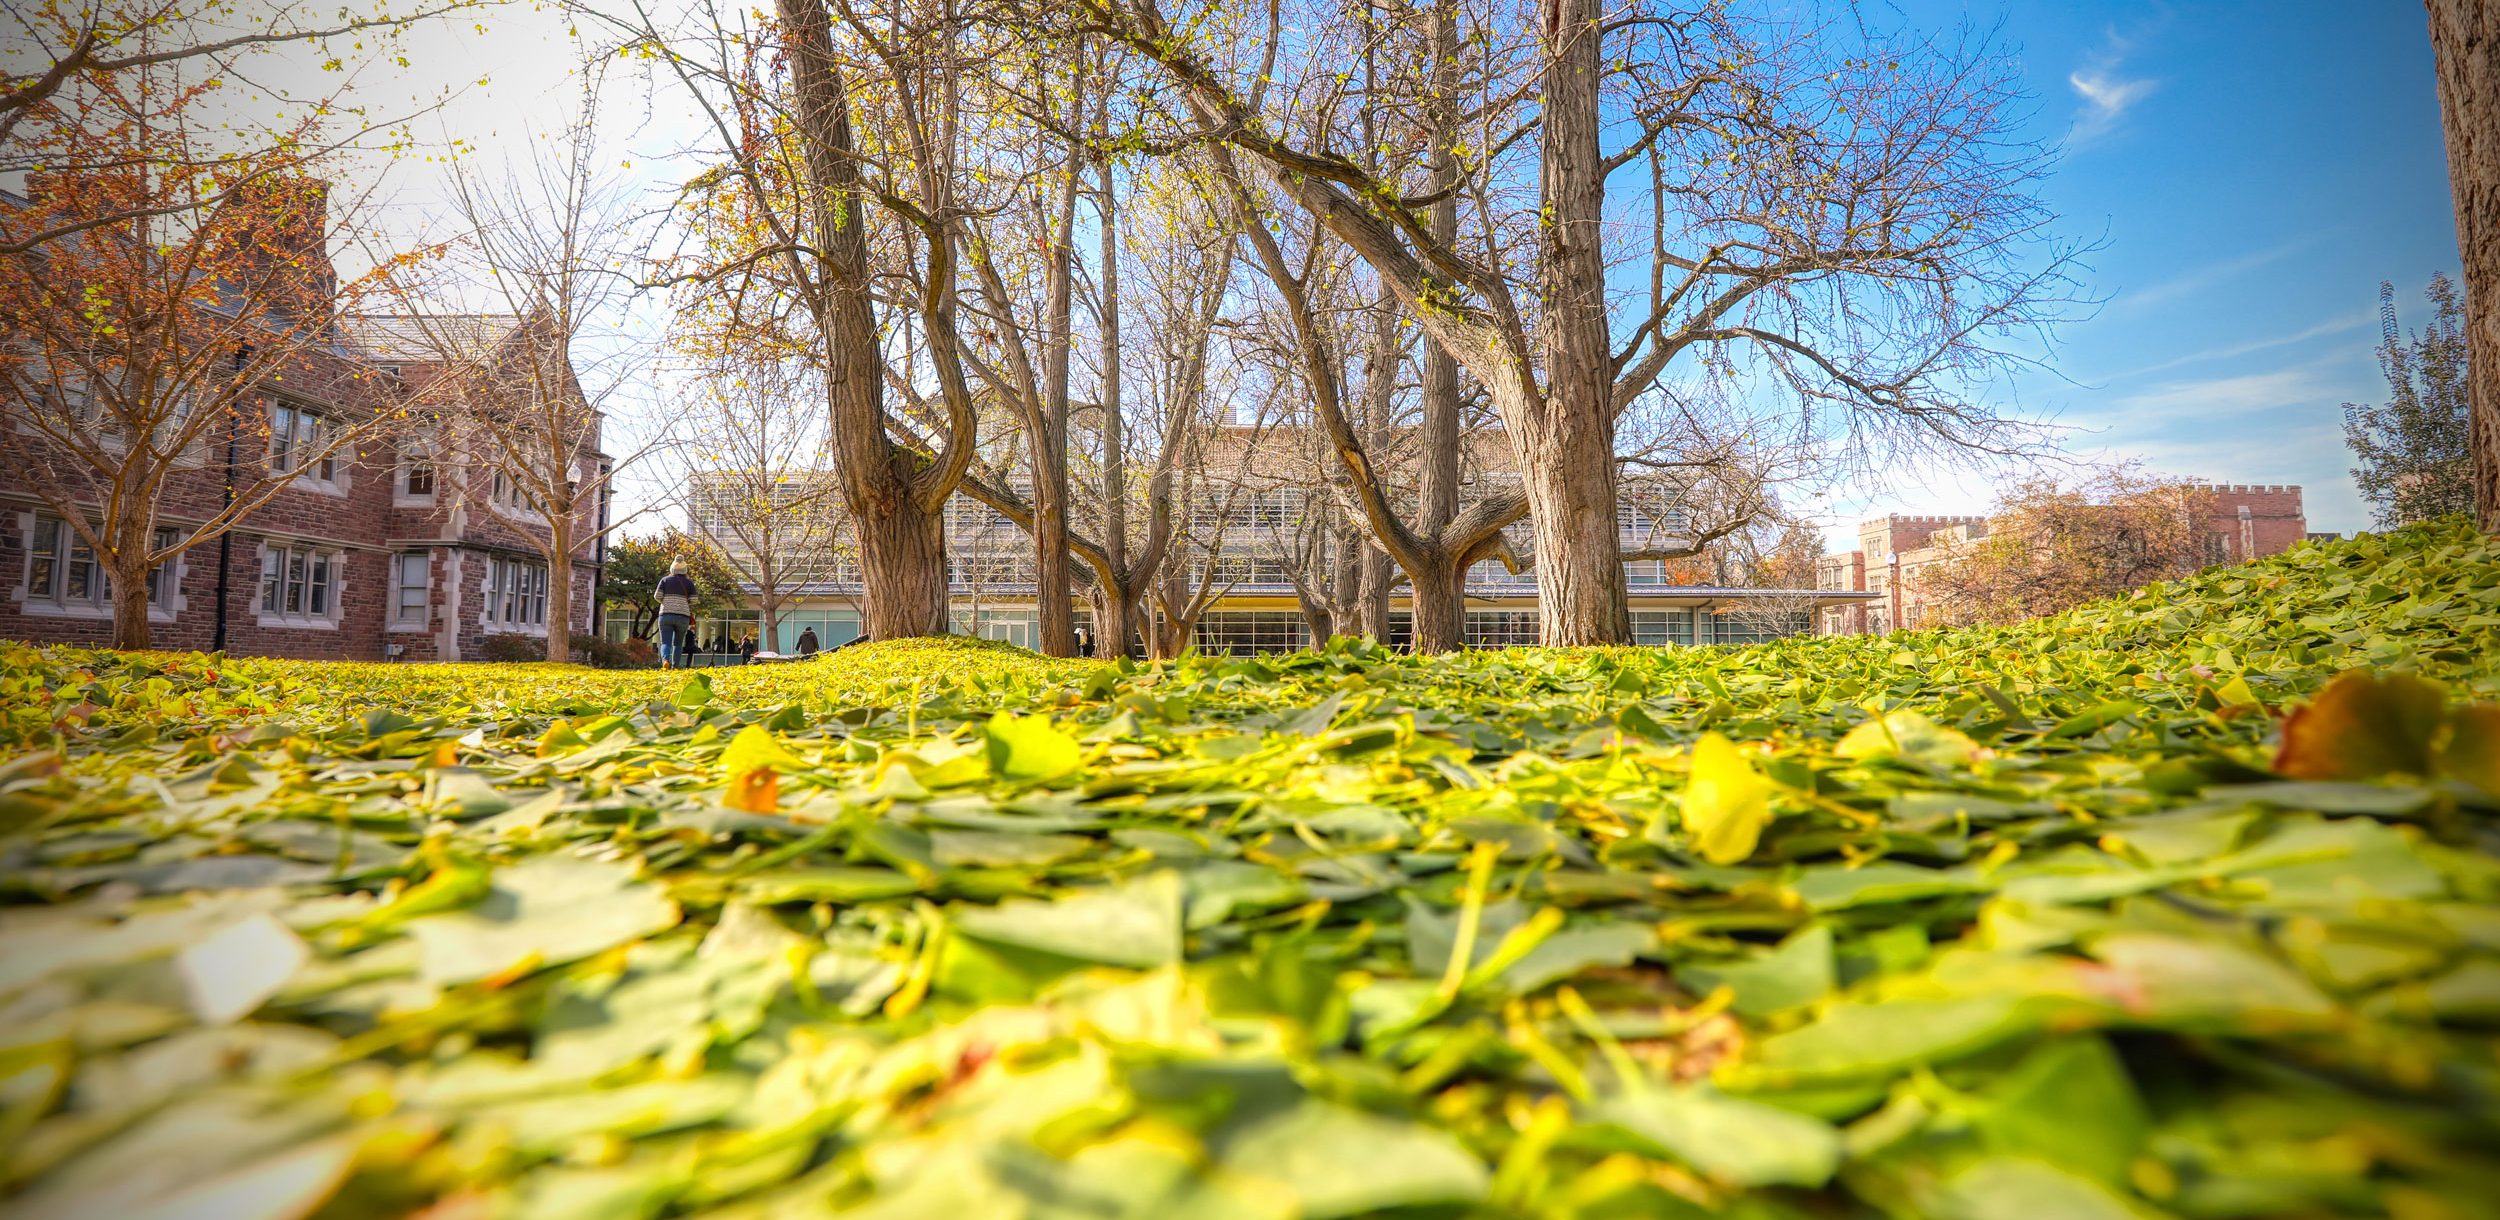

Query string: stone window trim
395 443 439 508
10 510 185 623
479 553 552 637
389 549 433 634
482 469 550 528
267 398 352 498
10 369 209 469
254 536 349 631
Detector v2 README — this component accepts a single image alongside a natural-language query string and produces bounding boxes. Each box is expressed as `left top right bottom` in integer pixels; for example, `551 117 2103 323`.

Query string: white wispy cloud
2103 308 2373 381
2069 30 2159 147
2117 236 2316 313
2098 361 2350 426
2071 69 2157 137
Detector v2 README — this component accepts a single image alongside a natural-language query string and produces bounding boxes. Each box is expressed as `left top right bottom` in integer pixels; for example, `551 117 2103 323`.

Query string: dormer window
398 438 436 505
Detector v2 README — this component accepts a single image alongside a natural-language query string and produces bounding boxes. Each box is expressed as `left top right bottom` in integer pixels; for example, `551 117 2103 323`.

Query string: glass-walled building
667 426 1871 657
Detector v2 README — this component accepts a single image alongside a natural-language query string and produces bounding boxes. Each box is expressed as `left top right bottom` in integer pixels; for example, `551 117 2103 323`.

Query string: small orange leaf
431 741 459 768
729 768 779 814
2274 669 2449 781
2437 704 2500 797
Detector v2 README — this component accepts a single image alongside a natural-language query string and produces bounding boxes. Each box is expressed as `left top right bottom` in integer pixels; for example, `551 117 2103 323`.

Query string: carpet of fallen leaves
3 521 2498 1220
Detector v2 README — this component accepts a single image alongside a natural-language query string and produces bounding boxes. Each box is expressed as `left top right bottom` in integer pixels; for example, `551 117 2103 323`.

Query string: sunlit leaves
1676 732 1773 864
718 724 799 813
982 711 1083 781
2 527 2499 1216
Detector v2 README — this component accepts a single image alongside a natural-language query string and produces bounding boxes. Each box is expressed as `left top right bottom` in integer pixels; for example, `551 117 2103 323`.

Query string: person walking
655 558 698 669
739 635 757 663
796 627 820 656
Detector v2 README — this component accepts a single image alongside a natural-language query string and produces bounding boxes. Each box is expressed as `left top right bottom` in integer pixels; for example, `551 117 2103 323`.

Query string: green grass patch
2 521 2497 1218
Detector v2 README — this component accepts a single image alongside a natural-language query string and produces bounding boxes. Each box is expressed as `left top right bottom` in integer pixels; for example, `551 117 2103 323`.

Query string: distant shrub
474 633 651 668
475 633 547 664
569 633 647 670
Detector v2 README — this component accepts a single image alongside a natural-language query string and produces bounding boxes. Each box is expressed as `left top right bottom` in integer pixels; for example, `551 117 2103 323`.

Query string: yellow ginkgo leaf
2213 676 2260 708
1683 733 1773 866
1835 710 1979 767
537 718 586 758
721 725 801 814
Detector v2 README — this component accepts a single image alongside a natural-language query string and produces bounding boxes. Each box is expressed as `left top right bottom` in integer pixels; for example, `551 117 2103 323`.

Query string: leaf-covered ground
3 522 2498 1219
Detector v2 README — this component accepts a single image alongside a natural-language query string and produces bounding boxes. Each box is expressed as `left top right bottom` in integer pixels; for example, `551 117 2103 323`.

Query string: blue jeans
657 613 692 668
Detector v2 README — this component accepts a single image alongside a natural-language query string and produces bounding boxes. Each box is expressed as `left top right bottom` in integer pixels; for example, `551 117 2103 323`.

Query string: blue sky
333 2 2465 542
1829 0 2463 542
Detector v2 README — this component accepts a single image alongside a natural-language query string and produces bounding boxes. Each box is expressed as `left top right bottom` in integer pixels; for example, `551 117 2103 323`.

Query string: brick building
2 195 605 661
1818 484 2309 635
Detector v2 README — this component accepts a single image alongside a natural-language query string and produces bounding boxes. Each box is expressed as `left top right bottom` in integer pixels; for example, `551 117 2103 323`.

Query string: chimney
215 177 337 321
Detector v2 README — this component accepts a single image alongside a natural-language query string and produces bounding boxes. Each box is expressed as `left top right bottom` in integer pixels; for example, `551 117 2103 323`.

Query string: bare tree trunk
1033 63 1084 656
858 494 951 638
2428 0 2500 530
546 523 574 664
109 556 152 650
1099 587 1134 661
1148 605 1183 660
1524 0 1630 645
1358 545 1393 641
1296 590 1335 643
1410 561 1466 654
1325 527 1362 637
1405 43 1472 654
1095 129 1136 659
780 0 957 639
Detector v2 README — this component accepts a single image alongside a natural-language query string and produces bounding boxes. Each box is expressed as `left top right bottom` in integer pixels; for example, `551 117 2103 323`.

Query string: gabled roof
339 313 526 363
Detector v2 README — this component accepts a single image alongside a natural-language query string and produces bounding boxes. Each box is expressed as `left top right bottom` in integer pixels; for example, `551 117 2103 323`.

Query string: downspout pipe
590 464 610 635
211 344 251 653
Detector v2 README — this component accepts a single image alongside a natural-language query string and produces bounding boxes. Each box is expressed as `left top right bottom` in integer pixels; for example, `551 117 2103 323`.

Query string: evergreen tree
2344 275 2474 527
599 532 742 639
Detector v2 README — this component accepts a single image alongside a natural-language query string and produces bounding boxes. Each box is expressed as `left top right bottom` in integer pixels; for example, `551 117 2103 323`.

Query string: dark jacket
655 573 698 619
796 629 820 655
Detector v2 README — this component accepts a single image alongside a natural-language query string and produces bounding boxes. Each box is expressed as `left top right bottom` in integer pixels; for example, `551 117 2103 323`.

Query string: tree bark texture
779 0 955 638
1032 56 1086 656
1524 0 1631 644
2427 0 2500 530
544 519 574 663
1409 561 1467 654
857 496 953 638
1357 545 1394 640
110 558 152 650
1098 587 1135 661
